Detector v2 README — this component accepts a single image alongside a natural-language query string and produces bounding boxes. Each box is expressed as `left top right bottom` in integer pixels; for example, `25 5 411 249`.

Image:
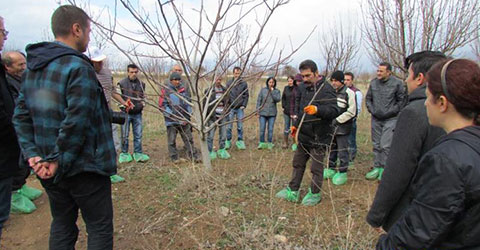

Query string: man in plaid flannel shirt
12 5 116 249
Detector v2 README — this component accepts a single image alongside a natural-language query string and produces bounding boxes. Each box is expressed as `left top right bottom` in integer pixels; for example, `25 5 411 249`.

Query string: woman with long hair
256 76 281 149
377 59 480 249
281 75 299 149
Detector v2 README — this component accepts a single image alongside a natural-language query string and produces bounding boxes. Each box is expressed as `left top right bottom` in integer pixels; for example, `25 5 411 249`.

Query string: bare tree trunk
198 137 211 170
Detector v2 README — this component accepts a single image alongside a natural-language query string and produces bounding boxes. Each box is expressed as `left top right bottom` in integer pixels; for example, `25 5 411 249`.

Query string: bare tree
473 19 480 61
72 0 312 170
319 17 360 76
362 0 480 74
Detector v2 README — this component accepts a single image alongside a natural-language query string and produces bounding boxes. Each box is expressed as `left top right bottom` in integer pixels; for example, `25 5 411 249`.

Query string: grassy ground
1 78 382 249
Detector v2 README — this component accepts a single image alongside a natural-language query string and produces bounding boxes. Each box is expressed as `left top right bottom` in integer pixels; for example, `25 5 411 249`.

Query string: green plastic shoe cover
11 192 36 214
225 140 231 150
209 151 217 160
301 188 322 206
18 184 42 200
365 167 381 180
257 142 268 149
236 140 246 150
110 174 125 183
275 187 299 202
324 168 336 179
217 149 231 159
332 172 348 185
118 153 133 163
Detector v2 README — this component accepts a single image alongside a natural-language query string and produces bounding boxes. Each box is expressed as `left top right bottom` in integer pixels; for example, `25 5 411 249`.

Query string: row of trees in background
67 0 479 169
70 0 314 169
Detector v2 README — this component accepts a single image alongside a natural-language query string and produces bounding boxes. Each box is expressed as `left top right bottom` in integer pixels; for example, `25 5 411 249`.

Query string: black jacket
366 76 406 120
281 85 297 116
294 79 340 148
377 126 480 249
226 78 249 109
367 85 445 230
0 58 21 179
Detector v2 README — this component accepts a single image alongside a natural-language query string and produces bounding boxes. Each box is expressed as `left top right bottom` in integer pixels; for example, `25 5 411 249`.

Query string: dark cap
170 72 182 81
330 71 344 83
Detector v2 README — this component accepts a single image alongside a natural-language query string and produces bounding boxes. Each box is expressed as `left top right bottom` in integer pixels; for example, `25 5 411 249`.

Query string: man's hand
36 161 59 179
290 126 297 138
240 106 245 110
28 157 58 179
28 156 45 173
304 105 317 115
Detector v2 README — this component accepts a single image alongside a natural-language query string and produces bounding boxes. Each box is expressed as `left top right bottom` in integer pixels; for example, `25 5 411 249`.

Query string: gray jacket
365 76 406 120
256 87 281 117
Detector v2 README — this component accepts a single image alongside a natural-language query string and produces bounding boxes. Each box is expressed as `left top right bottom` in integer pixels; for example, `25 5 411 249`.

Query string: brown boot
282 134 289 149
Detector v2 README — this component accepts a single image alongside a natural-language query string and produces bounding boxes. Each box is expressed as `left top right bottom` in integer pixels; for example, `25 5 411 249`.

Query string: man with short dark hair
117 64 150 163
13 5 115 249
0 15 22 239
3 50 43 214
365 62 406 180
225 66 249 150
276 59 340 206
344 72 362 163
367 51 447 231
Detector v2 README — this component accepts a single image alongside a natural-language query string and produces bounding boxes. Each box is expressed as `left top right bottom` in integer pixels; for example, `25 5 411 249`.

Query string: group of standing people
2 4 480 250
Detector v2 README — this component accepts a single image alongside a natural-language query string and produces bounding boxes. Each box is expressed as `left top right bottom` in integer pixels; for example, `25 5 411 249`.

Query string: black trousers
328 134 350 173
288 143 326 194
167 124 199 161
40 172 113 250
12 166 29 191
0 177 12 239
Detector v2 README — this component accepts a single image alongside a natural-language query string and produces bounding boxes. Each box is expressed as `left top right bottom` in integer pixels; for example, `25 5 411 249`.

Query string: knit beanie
330 71 345 83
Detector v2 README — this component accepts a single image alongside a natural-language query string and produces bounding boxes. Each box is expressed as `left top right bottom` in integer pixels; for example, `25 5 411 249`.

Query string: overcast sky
2 0 375 71
2 0 475 74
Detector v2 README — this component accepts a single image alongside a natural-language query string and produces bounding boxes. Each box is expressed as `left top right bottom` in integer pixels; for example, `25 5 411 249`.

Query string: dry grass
106 77 381 249
1 77 380 250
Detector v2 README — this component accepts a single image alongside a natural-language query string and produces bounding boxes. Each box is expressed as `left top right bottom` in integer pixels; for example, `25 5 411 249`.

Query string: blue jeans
40 172 113 250
0 177 12 238
227 108 244 141
207 118 227 152
283 114 295 135
122 113 143 153
348 119 357 162
259 115 276 143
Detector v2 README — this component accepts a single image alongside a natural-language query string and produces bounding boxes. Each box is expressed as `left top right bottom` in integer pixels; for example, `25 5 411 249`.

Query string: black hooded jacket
377 126 480 249
0 56 20 179
294 78 340 148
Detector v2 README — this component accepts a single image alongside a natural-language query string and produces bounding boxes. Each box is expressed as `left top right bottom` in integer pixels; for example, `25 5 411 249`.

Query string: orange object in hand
290 126 297 137
125 98 134 112
304 105 317 115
